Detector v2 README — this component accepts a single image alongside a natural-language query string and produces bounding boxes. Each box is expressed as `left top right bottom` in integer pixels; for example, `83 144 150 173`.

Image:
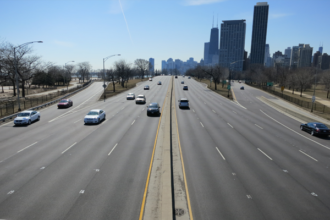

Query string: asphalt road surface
1 76 330 220
0 77 170 220
175 77 330 220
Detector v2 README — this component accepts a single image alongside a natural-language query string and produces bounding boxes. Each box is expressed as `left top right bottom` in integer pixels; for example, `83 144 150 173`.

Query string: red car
57 99 73 108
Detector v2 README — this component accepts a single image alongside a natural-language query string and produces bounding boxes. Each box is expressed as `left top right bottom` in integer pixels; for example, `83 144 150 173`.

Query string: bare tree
64 64 75 89
134 59 149 80
202 65 227 90
77 62 91 82
321 70 330 98
286 70 298 94
106 69 116 92
114 60 132 87
296 67 313 97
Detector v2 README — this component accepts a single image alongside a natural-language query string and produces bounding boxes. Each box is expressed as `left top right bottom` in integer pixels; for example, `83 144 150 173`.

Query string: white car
84 109 106 124
136 94 146 104
149 78 152 81
126 93 135 100
14 110 40 125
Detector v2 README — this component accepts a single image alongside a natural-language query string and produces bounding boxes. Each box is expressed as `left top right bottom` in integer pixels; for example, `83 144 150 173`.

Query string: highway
1 75 330 219
0 77 170 220
174 77 330 220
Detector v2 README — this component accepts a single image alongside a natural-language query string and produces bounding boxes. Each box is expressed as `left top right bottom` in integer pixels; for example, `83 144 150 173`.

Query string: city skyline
1 0 329 70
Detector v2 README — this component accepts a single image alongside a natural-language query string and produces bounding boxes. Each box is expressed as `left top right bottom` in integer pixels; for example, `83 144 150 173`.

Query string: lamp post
64 61 75 90
103 54 121 102
14 41 43 111
311 64 319 112
228 60 244 97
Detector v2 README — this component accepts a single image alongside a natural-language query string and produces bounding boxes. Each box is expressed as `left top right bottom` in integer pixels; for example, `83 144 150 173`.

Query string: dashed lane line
108 143 118 156
257 148 273 160
216 147 226 160
17 142 38 153
61 142 77 154
255 124 263 129
227 123 233 128
299 150 318 162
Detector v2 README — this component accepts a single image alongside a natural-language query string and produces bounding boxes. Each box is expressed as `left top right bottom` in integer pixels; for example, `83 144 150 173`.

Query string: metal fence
0 81 91 118
248 83 330 114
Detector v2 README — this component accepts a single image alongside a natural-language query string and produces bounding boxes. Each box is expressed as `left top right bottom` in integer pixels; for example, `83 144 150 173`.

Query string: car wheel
98 118 100 124
104 114 106 120
311 130 315 136
28 120 31 125
37 116 40 121
300 126 303 130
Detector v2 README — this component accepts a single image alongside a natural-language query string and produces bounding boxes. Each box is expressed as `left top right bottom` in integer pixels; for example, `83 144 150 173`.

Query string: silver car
126 93 135 100
136 94 146 104
178 98 189 109
84 109 106 124
14 110 40 125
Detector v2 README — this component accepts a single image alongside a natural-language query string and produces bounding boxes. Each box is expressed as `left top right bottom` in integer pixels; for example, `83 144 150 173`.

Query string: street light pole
64 61 74 90
14 41 43 111
103 54 121 102
311 66 318 112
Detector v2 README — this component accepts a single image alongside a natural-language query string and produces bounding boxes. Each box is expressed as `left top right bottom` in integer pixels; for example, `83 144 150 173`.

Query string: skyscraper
204 42 210 64
161 60 167 71
264 44 270 66
219 20 246 72
290 45 302 69
284 47 292 58
208 26 219 64
149 58 154 73
297 44 313 68
313 51 321 67
250 2 269 65
319 45 323 54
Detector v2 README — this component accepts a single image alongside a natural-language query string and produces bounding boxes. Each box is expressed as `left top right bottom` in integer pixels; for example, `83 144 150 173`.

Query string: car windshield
18 113 30 117
316 124 327 128
180 100 188 102
87 111 99 115
149 103 158 107
60 100 68 103
128 93 134 96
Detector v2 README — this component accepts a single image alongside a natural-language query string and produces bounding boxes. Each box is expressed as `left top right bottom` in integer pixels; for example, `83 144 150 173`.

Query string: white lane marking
131 120 135 125
73 119 81 124
311 192 318 197
212 110 216 113
200 122 204 128
17 142 38 153
7 190 15 195
227 123 233 128
260 109 330 150
49 92 98 122
299 150 318 162
232 111 237 114
247 195 252 199
193 109 195 112
232 173 236 176
255 124 263 129
95 169 100 172
257 148 273 160
283 170 288 173
215 147 226 160
40 167 45 170
0 121 14 127
79 190 85 194
108 143 118 156
62 142 77 154
231 101 247 109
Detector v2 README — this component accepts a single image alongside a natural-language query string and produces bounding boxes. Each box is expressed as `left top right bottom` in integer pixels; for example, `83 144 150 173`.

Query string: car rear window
87 111 99 115
149 103 158 107
316 124 327 128
180 100 188 102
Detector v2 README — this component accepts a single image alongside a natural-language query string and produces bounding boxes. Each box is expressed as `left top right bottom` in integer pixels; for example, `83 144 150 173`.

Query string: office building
264 44 270 66
284 47 292 58
204 42 210 64
161 60 167 71
321 53 330 70
250 2 269 65
297 44 313 68
290 45 302 69
219 20 246 72
313 51 321 67
319 45 323 54
208 26 219 64
243 50 249 71
149 58 154 73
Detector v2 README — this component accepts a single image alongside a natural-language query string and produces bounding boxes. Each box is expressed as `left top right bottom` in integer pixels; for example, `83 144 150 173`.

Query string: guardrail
0 80 93 123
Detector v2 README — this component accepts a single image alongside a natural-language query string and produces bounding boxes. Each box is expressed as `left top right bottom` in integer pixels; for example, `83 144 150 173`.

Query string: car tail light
316 128 320 132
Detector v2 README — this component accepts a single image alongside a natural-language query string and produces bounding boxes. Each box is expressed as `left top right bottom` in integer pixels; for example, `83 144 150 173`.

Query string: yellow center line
174 80 194 220
139 77 172 220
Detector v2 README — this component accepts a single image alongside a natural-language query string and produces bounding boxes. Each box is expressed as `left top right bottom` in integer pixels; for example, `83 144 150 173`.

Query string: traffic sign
281 86 284 91
227 85 231 90
103 84 107 88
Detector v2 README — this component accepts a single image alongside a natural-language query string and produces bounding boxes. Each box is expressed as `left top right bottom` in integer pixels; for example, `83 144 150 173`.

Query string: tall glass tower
208 27 219 64
250 2 269 65
219 20 246 72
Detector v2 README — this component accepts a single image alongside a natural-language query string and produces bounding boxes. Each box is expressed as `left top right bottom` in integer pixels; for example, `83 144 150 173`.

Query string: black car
300 122 330 136
240 86 244 90
175 76 178 78
144 85 150 90
147 102 160 116
181 81 184 84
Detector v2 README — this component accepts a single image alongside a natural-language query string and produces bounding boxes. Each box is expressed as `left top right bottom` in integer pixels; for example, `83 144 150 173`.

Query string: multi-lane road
0 76 330 219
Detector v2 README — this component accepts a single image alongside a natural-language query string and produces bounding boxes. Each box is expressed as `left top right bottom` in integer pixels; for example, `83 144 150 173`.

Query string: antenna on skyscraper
217 14 218 27
212 13 214 28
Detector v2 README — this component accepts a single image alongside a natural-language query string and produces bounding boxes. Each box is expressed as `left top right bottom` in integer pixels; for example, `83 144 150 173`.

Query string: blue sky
1 0 329 70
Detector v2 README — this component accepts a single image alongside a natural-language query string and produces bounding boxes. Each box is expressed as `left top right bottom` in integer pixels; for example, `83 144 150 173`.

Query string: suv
178 98 189 109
